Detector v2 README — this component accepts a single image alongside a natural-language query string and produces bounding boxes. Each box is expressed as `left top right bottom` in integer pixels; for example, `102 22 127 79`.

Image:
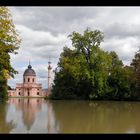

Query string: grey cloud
10 7 140 37
102 36 140 65
15 24 68 62
9 7 102 35
104 23 140 39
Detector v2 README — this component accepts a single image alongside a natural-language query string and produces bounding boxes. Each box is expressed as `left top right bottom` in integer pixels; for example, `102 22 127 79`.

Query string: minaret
48 57 52 95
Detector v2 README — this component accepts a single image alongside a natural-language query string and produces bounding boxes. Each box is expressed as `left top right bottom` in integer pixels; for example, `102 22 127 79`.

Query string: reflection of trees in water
0 102 15 133
51 100 140 133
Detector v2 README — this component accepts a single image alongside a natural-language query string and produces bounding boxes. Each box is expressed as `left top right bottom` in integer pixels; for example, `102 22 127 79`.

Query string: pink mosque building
8 61 52 97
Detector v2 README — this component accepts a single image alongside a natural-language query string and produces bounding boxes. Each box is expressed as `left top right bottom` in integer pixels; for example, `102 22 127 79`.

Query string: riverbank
45 96 140 102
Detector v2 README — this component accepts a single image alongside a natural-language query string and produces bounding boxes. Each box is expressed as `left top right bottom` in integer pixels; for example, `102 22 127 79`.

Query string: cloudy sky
8 6 140 88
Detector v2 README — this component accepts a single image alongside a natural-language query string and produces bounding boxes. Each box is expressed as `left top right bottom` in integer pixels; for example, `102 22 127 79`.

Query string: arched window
37 92 39 95
28 78 30 82
33 78 34 82
19 92 20 95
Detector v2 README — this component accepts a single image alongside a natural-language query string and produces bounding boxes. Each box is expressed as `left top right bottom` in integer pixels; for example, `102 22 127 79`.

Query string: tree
108 51 124 99
51 28 133 100
51 47 87 99
130 49 140 99
107 51 133 100
0 7 21 100
51 28 112 100
69 28 104 70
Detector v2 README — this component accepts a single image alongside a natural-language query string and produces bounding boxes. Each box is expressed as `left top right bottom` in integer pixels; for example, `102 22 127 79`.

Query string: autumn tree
0 7 21 100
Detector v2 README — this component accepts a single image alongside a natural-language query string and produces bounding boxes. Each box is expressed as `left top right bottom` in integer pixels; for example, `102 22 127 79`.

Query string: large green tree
0 7 21 100
51 28 133 100
69 28 113 99
51 28 112 99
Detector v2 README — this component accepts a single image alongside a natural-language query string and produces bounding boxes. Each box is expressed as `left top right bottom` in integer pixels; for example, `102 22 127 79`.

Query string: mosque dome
23 63 36 76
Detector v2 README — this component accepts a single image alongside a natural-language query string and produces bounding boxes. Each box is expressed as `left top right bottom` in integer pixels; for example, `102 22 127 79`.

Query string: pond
0 98 140 133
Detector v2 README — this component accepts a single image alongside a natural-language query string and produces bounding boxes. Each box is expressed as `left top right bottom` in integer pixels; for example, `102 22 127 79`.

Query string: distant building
8 61 52 97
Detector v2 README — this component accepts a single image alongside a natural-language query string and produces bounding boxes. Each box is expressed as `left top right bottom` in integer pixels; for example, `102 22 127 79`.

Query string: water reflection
1 99 140 133
0 102 15 133
51 100 140 133
6 98 57 133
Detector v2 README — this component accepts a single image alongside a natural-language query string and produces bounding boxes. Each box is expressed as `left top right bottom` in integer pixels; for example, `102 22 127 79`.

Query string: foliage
51 28 134 100
130 49 140 99
0 7 21 100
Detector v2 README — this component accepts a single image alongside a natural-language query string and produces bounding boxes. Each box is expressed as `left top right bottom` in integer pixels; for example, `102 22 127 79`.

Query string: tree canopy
0 7 21 100
51 28 135 100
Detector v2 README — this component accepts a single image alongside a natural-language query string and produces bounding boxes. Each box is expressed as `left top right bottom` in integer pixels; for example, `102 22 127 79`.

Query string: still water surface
0 98 140 133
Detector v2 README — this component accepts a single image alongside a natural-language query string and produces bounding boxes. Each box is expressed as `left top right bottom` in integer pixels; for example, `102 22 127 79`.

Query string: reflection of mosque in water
8 98 56 132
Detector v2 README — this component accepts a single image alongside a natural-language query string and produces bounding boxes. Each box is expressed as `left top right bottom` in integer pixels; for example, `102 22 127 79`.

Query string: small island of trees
51 28 140 101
